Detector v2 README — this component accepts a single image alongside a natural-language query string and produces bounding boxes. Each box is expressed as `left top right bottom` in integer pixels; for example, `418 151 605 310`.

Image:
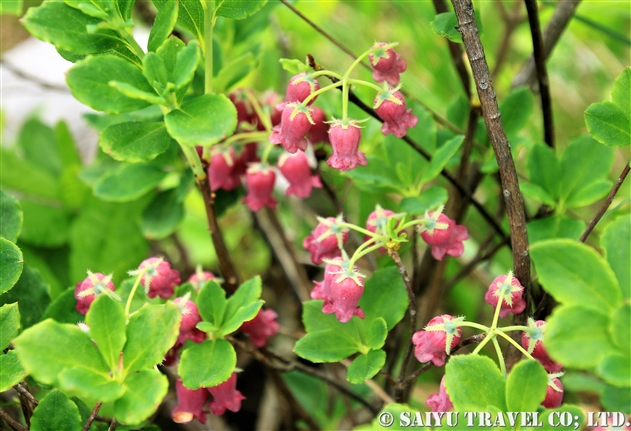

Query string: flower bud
243 163 277 211
137 257 181 299
172 296 205 345
484 271 526 319
171 378 208 424
369 42 407 86
303 216 349 265
521 319 563 373
365 206 398 253
327 263 365 323
207 372 246 416
412 315 463 367
419 211 469 260
278 151 322 198
542 377 564 409
269 103 313 153
74 271 116 315
187 270 216 291
374 90 418 138
277 73 320 111
208 146 241 192
426 376 454 412
239 308 280 348
308 106 330 145
327 119 368 172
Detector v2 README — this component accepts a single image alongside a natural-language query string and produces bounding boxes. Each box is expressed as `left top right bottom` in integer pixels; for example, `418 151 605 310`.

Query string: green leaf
156 36 186 81
16 116 62 177
294 329 361 363
431 12 461 43
601 385 631 413
344 156 404 194
94 163 166 202
30 390 82 431
216 0 267 19
365 317 388 350
0 303 20 351
114 369 169 426
527 143 560 200
143 53 168 92
301 301 363 342
141 188 184 239
148 0 178 53
506 360 548 412
153 0 204 42
565 179 612 208
100 122 172 163
222 277 262 323
610 303 631 353
54 121 82 167
346 349 386 384
13 319 110 386
22 1 117 54
0 0 22 15
278 58 310 75
586 101 631 148
214 52 256 93
123 303 181 374
546 305 617 369
165 94 237 146
359 267 408 331
0 351 27 392
42 287 84 325
0 238 22 294
86 296 126 372
612 67 630 117
0 266 50 330
173 40 200 89
500 87 534 140
530 239 622 312
597 353 631 387
602 216 630 298
527 215 585 244
197 280 227 328
67 55 153 114
18 201 69 247
445 355 507 411
59 367 125 404
179 339 236 388
420 135 463 184
399 187 448 215
0 190 22 242
520 181 557 207
540 405 585 431
0 149 60 200
109 81 165 105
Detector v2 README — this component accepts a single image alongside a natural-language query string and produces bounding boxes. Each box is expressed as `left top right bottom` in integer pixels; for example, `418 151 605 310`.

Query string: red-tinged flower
229 89 256 126
187 269 216 291
364 205 400 252
232 142 259 178
327 119 368 172
172 295 206 345
542 377 564 409
172 378 209 424
426 376 454 412
412 315 463 367
311 257 344 315
239 308 280 348
308 106 329 145
303 215 349 265
207 372 246 416
74 271 117 315
419 210 469 261
269 103 314 153
326 262 365 323
208 146 241 192
259 90 283 129
276 73 320 111
369 42 407 86
521 318 563 373
135 257 182 300
243 163 277 211
484 271 526 319
374 89 418 138
278 151 322 198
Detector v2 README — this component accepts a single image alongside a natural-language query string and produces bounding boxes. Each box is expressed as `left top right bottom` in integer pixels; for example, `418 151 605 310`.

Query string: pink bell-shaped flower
207 372 246 416
541 377 564 409
172 378 209 424
484 271 526 319
172 295 206 345
308 106 330 145
243 163 277 211
364 205 400 252
269 103 314 154
276 73 320 111
136 257 181 300
303 215 349 265
311 257 345 315
326 261 365 323
426 376 454 412
229 89 256 126
208 146 241 192
187 269 216 291
369 42 407 86
521 318 563 373
239 308 280 348
327 119 368 171
419 210 469 260
278 151 322 198
412 314 463 367
374 89 418 138
74 271 117 315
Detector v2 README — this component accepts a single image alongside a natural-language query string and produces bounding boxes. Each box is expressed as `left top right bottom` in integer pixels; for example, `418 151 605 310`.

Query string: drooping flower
521 318 563 373
187 269 216 291
326 261 365 323
229 89 256 126
259 90 283 129
208 146 241 192
419 209 469 260
541 377 564 409
307 106 329 145
74 271 118 315
134 257 182 300
303 215 349 265
484 271 526 319
311 257 345 315
173 295 206 345
426 376 454 412
269 103 314 154
171 378 209 424
239 308 280 348
327 119 368 171
364 205 401 252
369 42 407 86
374 89 418 138
243 163 277 211
207 372 246 416
276 73 320 111
278 151 322 198
412 314 463 367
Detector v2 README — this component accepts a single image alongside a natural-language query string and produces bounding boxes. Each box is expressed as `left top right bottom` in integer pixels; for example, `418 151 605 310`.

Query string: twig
13 383 37 406
579 161 630 243
196 178 239 293
108 419 117 431
83 402 102 431
0 408 27 431
524 0 555 148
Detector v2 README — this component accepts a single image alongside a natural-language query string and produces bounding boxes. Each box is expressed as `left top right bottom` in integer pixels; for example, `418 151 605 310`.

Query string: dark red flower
278 151 322 198
303 216 349 265
207 373 246 416
243 163 277 211
374 89 418 138
412 315 462 367
327 119 367 171
137 257 181 300
239 308 280 348
74 272 116 315
269 103 313 153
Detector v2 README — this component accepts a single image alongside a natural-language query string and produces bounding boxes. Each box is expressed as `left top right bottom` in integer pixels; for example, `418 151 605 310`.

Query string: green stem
125 273 145 317
492 337 507 377
337 222 382 239
180 143 206 179
223 131 270 147
398 218 429 232
471 331 494 355
491 291 504 329
454 321 490 332
261 143 274 164
342 79 350 121
495 330 535 359
348 242 383 269
204 0 216 94
310 70 343 80
302 81 344 106
500 325 530 332
348 79 385 93
244 91 273 131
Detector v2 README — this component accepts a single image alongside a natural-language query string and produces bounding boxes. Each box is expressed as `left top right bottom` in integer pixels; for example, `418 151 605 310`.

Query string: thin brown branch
524 0 555 147
83 402 102 431
579 161 630 243
196 178 239 293
13 383 37 406
108 418 117 431
0 408 26 431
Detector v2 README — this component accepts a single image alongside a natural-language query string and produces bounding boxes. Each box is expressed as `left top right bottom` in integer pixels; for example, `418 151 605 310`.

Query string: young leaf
57 367 125 404
400 186 448 215
506 359 548 412
153 0 204 42
143 53 169 93
220 300 263 337
215 0 267 20
148 0 178 53
565 178 612 208
419 135 463 184
346 349 386 385
114 369 169 426
0 303 20 351
109 81 166 105
100 122 172 163
197 280 227 328
173 40 201 89
365 317 388 350
0 190 22 242
86 295 127 373
527 215 585 244
527 143 560 201
359 267 408 331
294 329 361 363
179 339 236 388
141 188 185 239
0 238 22 294
156 36 186 81
93 163 167 202
601 216 630 298
0 351 27 392
500 87 534 140
30 390 82 431
222 277 262 321
586 102 631 148
520 181 557 207
445 355 507 411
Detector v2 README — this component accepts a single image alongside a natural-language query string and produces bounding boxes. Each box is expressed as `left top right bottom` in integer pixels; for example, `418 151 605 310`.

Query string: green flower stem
492 337 507 376
302 81 343 106
348 241 384 269
491 291 504 329
261 143 275 164
342 80 350 121
223 131 270 148
454 321 490 332
348 79 384 93
310 70 343 80
125 271 146 317
398 218 430 232
495 329 535 360
500 325 530 332
204 0 216 94
471 330 494 355
337 222 381 239
180 143 206 179
244 91 273 131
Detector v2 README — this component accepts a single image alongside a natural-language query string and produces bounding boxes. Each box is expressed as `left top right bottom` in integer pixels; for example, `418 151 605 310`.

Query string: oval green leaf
0 238 23 294
586 101 631 148
294 329 360 363
148 0 178 53
216 0 267 19
86 296 127 372
347 349 386 385
0 190 22 242
179 339 236 388
100 122 172 163
141 188 185 239
602 216 630 298
445 355 507 411
506 359 548 412
0 303 20 351
30 390 82 431
0 351 27 392
114 369 169 426
94 163 167 202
